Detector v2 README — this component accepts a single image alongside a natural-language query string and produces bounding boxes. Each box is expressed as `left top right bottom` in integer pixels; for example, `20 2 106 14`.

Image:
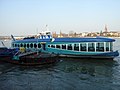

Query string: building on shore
52 25 120 38
0 25 120 40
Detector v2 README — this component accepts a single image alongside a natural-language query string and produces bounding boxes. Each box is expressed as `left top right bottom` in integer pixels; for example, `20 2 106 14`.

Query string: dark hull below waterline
0 56 59 66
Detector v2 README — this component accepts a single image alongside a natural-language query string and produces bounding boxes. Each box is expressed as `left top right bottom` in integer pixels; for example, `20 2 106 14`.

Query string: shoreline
0 36 120 40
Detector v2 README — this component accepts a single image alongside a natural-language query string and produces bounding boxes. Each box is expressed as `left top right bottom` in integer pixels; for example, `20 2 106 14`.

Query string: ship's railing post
72 43 74 51
109 42 110 52
104 42 106 52
66 44 67 50
55 44 56 48
60 44 62 49
79 43 80 51
95 42 96 52
86 43 88 52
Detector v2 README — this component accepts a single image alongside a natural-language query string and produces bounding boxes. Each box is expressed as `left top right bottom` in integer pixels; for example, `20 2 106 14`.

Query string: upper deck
54 37 115 42
12 36 115 43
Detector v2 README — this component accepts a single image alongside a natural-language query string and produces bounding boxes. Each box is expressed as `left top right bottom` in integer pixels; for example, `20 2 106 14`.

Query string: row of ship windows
12 43 41 48
12 42 113 52
48 42 113 52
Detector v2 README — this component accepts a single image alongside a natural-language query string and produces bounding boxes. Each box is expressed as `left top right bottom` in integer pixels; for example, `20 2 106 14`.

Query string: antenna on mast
45 24 49 31
36 28 39 55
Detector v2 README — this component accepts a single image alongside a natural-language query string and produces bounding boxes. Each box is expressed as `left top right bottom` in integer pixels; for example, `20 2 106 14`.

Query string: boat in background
11 29 119 59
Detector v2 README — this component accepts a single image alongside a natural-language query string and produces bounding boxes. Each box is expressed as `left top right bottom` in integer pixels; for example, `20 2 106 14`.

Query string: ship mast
36 28 39 55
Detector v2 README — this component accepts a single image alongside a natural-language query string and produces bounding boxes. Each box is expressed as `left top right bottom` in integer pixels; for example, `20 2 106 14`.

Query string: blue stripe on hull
44 48 119 59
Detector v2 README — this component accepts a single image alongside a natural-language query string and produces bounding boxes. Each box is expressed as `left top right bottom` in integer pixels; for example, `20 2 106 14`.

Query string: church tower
105 24 108 32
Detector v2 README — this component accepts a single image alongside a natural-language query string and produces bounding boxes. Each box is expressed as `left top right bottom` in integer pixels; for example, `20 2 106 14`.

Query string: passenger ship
11 30 119 59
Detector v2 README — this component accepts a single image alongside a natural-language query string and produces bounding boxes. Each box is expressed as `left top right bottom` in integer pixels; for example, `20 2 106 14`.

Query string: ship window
34 43 37 48
30 43 33 48
14 44 15 47
62 45 66 49
24 44 26 48
56 45 60 49
18 44 20 47
68 44 72 50
80 43 86 51
110 42 113 51
20 43 23 47
42 43 46 50
48 45 50 47
96 43 104 52
106 42 109 51
27 44 29 48
88 43 95 52
12 44 14 47
38 43 41 48
15 44 17 47
51 45 55 48
74 44 79 51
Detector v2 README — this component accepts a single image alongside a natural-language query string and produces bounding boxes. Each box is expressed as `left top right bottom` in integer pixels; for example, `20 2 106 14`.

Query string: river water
0 39 120 90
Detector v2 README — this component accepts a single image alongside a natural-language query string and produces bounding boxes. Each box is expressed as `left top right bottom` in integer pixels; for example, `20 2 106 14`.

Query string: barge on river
11 31 119 59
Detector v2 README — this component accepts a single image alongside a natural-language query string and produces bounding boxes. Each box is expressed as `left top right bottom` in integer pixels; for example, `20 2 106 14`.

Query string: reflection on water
0 58 120 90
0 38 120 90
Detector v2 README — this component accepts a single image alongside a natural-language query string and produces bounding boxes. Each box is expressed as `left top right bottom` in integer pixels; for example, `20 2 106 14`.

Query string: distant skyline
0 0 120 36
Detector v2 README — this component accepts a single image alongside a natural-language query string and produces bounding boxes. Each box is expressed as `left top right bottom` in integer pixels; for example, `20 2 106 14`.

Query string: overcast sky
0 0 120 36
